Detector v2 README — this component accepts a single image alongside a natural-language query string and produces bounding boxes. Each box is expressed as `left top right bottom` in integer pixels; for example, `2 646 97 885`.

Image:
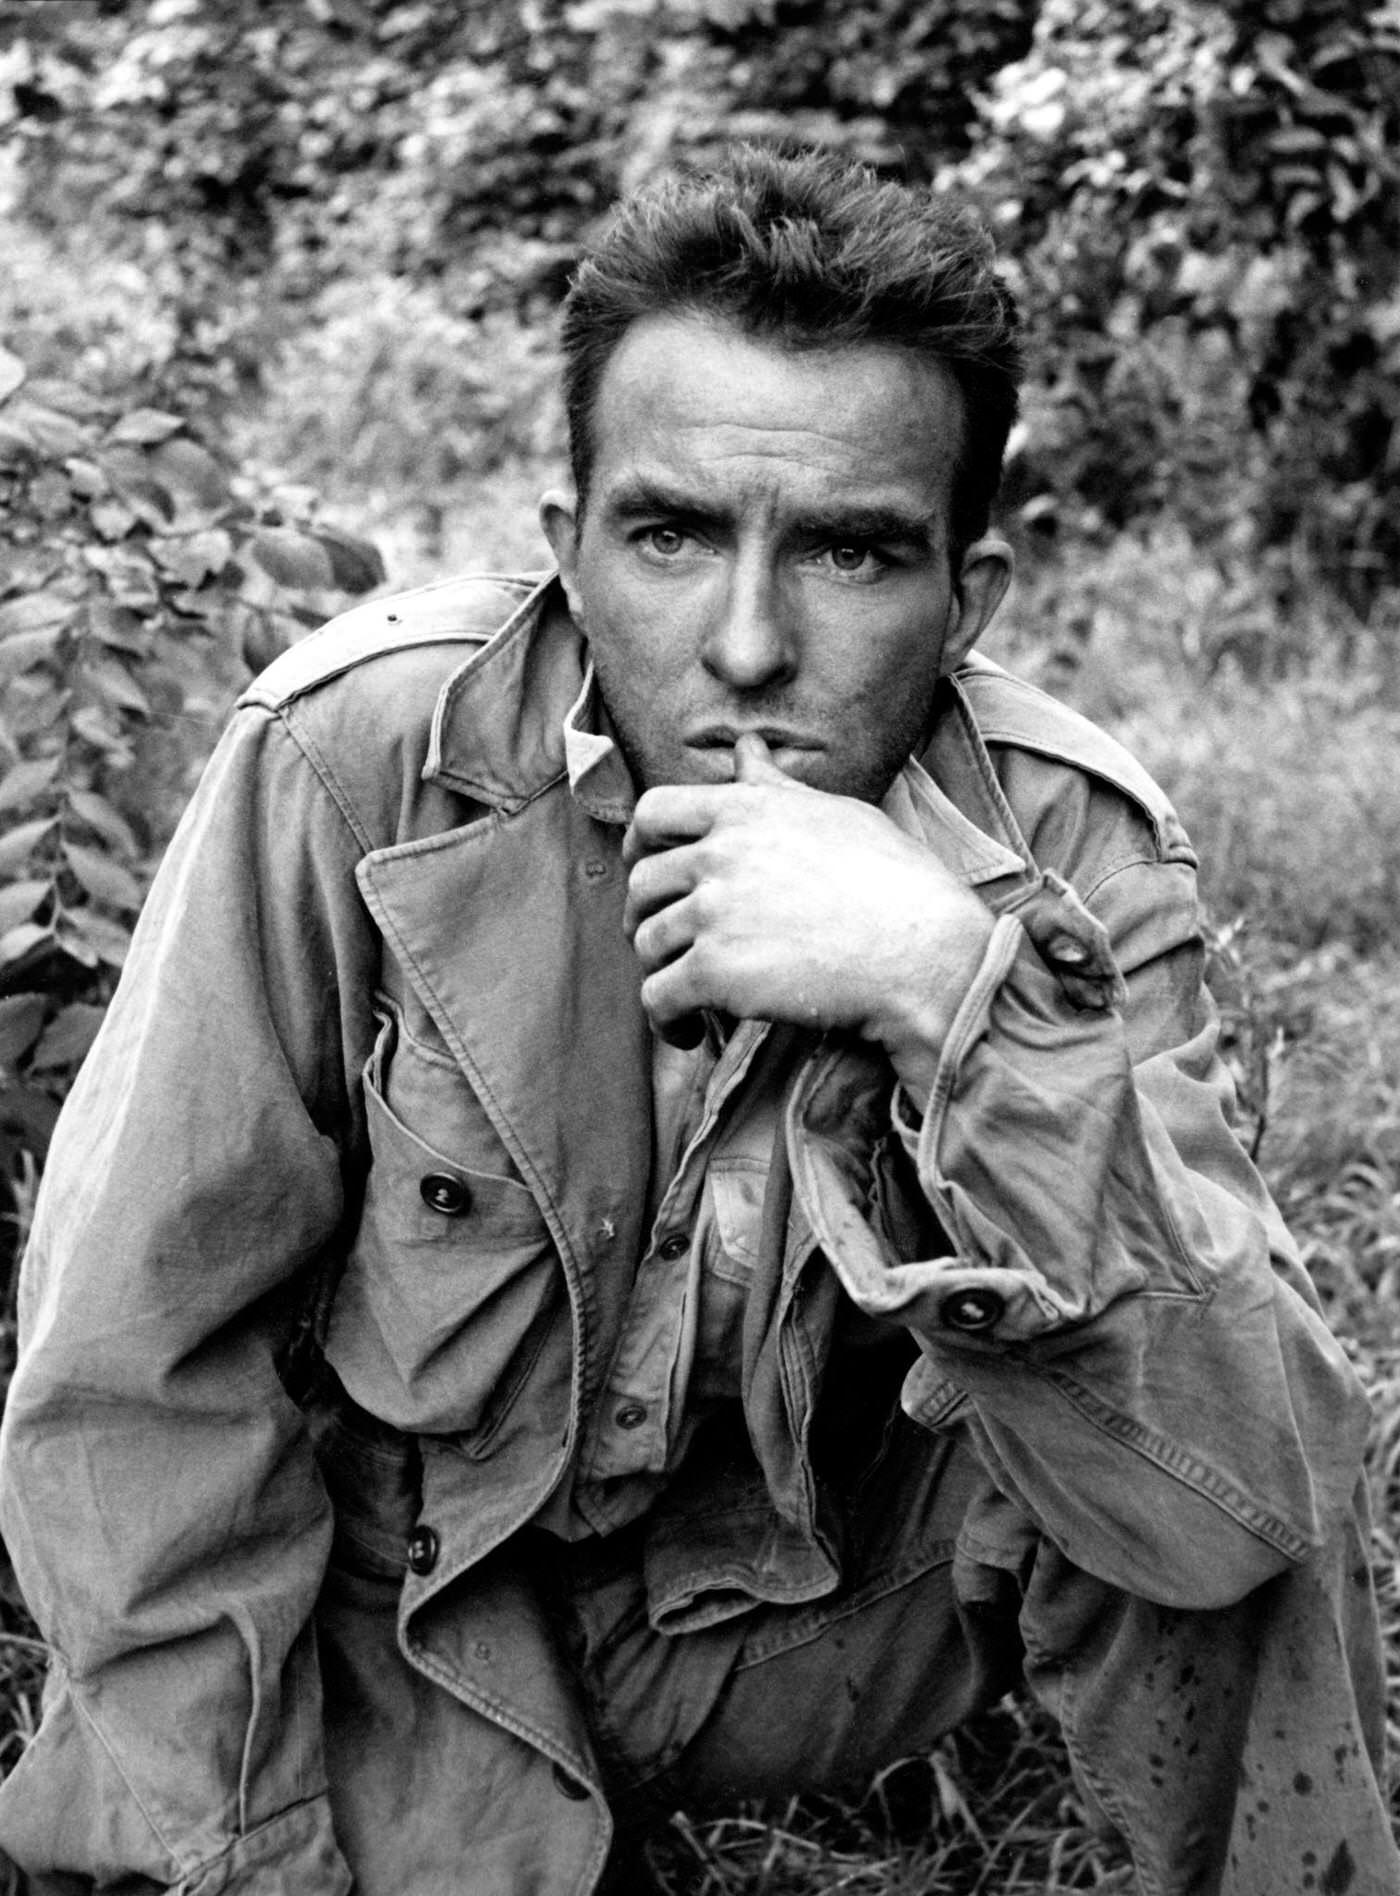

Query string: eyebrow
791 504 936 551
604 477 716 526
603 477 938 550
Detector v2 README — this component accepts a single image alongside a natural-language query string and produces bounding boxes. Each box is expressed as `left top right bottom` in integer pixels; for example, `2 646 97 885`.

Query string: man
0 148 1393 1895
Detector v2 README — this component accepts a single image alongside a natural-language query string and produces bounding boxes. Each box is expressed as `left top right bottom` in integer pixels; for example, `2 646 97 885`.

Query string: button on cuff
939 1287 1005 1335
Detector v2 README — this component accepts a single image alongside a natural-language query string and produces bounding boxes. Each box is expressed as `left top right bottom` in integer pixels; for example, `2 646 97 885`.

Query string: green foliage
0 340 383 1214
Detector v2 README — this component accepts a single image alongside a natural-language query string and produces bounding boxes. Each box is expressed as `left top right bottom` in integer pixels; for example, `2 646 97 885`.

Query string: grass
641 1708 1137 1892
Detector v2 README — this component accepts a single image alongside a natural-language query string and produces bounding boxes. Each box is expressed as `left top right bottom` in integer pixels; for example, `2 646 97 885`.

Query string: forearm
787 889 1369 1607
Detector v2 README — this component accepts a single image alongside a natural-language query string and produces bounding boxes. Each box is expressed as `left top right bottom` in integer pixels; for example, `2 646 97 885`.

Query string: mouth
685 725 822 754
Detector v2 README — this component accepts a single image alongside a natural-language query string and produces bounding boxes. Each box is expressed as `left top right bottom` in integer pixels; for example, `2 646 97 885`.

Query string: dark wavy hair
560 146 1024 560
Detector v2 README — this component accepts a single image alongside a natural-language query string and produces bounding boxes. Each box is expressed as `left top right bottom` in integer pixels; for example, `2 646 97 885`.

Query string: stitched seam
1077 849 1160 906
273 706 376 856
1027 1362 1313 1560
402 1629 606 1829
1050 1668 1163 1896
369 990 459 1071
732 1538 961 1671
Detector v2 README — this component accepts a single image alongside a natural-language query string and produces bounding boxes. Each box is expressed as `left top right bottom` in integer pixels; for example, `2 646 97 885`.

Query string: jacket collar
421 572 1031 885
424 574 582 812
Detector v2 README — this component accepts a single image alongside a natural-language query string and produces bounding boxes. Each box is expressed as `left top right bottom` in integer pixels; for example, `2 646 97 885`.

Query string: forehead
587 312 965 514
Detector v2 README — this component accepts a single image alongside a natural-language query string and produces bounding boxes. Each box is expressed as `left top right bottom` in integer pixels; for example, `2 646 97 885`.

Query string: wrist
868 894 996 1096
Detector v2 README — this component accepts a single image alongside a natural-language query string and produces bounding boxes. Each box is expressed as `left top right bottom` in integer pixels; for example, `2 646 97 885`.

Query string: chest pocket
324 1003 563 1438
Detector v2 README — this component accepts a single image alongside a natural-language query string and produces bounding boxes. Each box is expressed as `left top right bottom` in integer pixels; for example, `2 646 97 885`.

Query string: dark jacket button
940 1287 1005 1334
420 1173 471 1216
406 1525 440 1575
552 1763 590 1801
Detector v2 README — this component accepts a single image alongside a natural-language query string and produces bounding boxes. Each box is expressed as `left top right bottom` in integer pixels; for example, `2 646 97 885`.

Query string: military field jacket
0 573 1369 1893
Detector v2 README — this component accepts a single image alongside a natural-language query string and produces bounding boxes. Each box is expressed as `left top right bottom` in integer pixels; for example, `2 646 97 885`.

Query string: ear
539 486 582 615
941 534 1013 673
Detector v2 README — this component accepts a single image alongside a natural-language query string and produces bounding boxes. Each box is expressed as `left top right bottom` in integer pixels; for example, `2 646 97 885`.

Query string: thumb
733 731 797 785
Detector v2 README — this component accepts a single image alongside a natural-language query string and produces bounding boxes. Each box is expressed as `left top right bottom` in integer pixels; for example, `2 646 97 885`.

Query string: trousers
318 1416 1399 1896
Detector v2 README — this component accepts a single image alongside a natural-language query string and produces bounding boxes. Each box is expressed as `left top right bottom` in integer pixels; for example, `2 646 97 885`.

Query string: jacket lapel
356 588 654 1350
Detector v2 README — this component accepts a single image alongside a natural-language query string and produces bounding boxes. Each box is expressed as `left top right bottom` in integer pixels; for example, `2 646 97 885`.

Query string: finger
623 845 701 940
639 951 710 1039
623 784 729 867
631 894 699 974
732 732 790 784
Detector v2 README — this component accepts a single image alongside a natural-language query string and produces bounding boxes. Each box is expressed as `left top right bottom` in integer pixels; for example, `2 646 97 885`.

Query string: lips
684 725 820 751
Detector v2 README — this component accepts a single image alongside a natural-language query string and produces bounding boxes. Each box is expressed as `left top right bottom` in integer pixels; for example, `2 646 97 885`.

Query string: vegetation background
0 0 1398 1887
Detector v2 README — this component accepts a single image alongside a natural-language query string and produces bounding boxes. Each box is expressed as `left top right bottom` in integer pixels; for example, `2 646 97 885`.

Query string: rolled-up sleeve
788 851 1371 1610
0 706 373 1892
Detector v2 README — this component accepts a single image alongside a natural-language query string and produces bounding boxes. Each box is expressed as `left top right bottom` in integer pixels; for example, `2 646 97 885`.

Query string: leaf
0 422 36 468
26 379 106 422
70 706 134 762
153 528 233 588
91 496 139 541
250 527 335 592
0 994 45 1068
67 789 139 856
0 817 57 876
146 437 231 516
53 923 100 969
0 627 64 681
0 592 77 639
0 880 51 934
0 348 26 404
65 456 107 498
88 597 147 653
87 658 152 718
71 910 132 968
31 1002 107 1073
316 525 387 595
106 408 185 447
0 1083 60 1149
63 840 146 911
115 477 177 530
0 922 51 971
0 757 61 816
5 402 89 459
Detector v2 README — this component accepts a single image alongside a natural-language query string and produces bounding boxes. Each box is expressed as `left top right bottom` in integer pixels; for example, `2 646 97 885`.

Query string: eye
819 540 891 579
638 525 689 558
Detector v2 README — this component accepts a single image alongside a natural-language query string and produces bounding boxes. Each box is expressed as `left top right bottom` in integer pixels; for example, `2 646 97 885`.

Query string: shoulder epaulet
238 570 552 712
956 651 1188 854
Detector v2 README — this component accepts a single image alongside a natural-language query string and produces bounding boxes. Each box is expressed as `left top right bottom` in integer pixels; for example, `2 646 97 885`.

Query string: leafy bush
241 280 563 570
9 0 1399 627
0 341 384 1273
974 0 1400 621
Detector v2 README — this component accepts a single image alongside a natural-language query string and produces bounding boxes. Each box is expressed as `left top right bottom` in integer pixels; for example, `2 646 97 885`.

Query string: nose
700 556 797 692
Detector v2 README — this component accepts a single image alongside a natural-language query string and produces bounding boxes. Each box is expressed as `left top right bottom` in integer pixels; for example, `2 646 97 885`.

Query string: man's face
541 312 1010 802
